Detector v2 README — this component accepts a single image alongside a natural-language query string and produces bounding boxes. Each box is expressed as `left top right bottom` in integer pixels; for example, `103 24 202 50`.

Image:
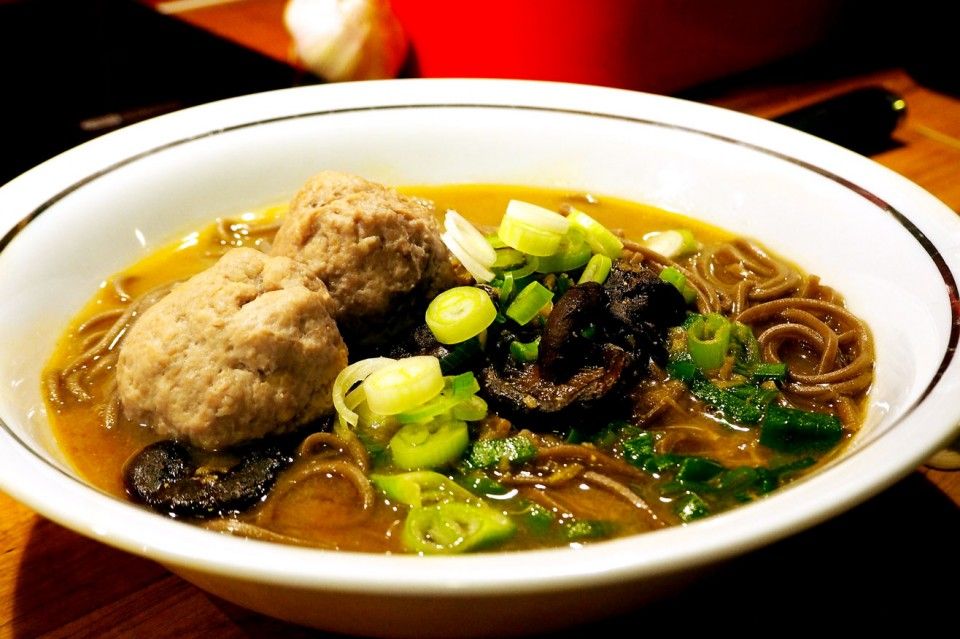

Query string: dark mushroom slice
123 440 293 518
479 344 634 423
538 282 606 381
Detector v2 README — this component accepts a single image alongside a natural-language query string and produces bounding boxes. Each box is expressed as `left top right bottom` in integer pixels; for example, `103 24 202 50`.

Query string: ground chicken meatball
116 248 347 450
271 171 458 344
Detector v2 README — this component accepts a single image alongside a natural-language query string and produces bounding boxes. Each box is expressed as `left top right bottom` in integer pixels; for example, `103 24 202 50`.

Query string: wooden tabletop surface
2 5 959 638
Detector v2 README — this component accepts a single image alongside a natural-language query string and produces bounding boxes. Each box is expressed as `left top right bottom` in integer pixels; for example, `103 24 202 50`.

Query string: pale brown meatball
271 171 458 343
116 248 347 450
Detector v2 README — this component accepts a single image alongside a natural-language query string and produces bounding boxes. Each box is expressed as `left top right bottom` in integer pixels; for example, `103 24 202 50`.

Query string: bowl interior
0 85 957 603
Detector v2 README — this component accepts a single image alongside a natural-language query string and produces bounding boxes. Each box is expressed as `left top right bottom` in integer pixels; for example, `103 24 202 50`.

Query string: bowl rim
1 78 959 596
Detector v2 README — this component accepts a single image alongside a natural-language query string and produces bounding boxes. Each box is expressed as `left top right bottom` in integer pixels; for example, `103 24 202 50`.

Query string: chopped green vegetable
564 519 617 541
468 436 538 468
666 355 697 383
396 372 483 424
389 419 470 470
498 271 515 307
364 356 445 416
675 492 710 522
690 378 763 424
509 337 540 363
642 229 699 259
751 362 788 382
686 313 732 371
371 471 474 507
566 208 623 258
451 395 488 421
498 200 568 256
403 502 516 554
425 287 497 345
577 253 613 285
457 472 510 496
535 229 592 273
676 457 725 482
492 247 526 270
760 405 843 453
519 502 555 535
659 266 697 304
622 431 656 464
505 281 554 325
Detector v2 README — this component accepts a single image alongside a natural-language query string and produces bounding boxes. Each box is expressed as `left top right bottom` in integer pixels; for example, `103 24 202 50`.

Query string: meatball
270 171 458 343
116 248 348 450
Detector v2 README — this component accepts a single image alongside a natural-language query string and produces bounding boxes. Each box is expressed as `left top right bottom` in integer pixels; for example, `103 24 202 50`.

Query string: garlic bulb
284 0 408 82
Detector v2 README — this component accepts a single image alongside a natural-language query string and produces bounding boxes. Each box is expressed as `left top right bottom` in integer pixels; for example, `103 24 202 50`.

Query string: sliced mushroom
123 440 293 518
538 282 605 381
479 344 633 421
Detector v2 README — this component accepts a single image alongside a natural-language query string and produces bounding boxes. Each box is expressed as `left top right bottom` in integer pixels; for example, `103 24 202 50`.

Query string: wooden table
3 8 959 637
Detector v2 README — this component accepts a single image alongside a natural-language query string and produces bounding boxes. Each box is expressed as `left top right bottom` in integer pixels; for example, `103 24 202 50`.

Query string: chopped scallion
686 313 732 371
505 281 554 325
566 208 623 258
425 286 497 345
578 254 613 284
363 356 444 416
509 337 540 363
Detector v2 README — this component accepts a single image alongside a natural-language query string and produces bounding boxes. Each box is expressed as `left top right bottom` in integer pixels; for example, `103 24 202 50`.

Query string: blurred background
0 0 955 186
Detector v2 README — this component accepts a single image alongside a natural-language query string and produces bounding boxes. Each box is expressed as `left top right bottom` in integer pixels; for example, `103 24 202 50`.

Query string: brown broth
43 185 859 553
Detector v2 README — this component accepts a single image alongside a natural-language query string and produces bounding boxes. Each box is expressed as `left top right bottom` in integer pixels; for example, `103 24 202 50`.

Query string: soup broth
44 184 870 553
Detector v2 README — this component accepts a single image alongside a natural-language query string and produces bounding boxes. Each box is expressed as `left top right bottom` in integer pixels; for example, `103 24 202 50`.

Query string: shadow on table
9 472 958 637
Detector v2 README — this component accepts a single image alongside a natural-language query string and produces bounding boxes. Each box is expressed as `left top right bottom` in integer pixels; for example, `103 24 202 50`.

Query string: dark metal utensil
773 86 907 155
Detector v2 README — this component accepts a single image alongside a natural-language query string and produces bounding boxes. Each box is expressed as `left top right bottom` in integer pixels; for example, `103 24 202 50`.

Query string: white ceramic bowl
1 80 958 637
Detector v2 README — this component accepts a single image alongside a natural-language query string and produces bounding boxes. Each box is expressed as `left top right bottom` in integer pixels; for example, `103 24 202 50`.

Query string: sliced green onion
444 210 496 264
567 208 623 258
402 502 516 554
364 356 444 416
642 229 700 259
686 313 732 371
578 254 613 285
659 266 697 304
452 395 488 421
498 217 563 257
331 357 396 431
500 255 539 279
449 371 481 398
441 229 495 283
509 337 540 363
426 287 497 345
498 271 515 306
535 230 592 273
371 471 474 507
492 247 526 270
505 281 554 325
389 419 469 469
396 372 482 424
504 199 570 235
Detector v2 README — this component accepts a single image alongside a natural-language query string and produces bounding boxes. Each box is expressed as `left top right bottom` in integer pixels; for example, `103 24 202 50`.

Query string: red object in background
389 0 839 93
